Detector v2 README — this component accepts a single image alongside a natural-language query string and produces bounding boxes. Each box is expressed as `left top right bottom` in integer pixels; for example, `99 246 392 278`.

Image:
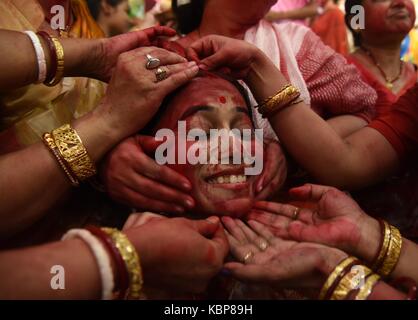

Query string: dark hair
87 0 125 20
344 0 363 47
141 71 253 135
172 0 206 34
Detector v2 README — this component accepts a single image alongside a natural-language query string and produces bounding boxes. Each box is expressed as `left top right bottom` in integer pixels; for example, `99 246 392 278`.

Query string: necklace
361 46 404 91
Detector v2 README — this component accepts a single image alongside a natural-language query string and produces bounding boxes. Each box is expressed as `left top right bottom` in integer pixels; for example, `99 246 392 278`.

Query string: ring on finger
292 207 301 220
146 54 161 70
155 67 169 82
242 251 254 264
257 238 269 251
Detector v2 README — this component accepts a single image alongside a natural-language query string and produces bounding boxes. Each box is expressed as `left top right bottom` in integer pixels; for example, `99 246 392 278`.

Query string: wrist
355 215 381 265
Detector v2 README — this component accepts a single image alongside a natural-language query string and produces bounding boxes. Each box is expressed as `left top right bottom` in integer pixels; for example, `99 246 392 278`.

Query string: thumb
136 135 165 154
210 222 229 258
192 217 221 238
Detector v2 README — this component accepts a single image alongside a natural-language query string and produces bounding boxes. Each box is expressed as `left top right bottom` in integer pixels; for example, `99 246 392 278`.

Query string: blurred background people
311 0 348 55
87 0 133 36
265 0 325 26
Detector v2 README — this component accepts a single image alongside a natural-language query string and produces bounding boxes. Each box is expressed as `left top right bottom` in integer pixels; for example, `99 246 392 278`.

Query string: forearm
0 110 119 238
0 29 101 92
246 52 367 188
0 239 101 299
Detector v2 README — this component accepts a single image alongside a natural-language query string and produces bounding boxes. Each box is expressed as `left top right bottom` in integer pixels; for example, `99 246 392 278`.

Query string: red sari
347 58 418 241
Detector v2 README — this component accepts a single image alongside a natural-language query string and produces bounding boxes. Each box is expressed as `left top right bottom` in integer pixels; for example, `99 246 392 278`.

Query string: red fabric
347 56 417 118
369 83 418 159
311 8 348 55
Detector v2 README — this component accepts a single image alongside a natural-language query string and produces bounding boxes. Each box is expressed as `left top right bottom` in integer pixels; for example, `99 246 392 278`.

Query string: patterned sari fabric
244 20 377 141
0 0 106 154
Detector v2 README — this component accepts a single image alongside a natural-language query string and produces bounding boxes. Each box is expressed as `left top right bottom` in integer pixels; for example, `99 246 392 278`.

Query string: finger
255 142 280 193
186 47 200 63
221 216 247 244
115 185 185 214
134 138 192 191
122 171 195 209
158 63 199 93
193 217 221 238
123 212 166 230
254 201 296 217
247 220 275 241
143 26 177 41
235 219 258 243
188 36 217 61
164 61 198 77
225 229 240 248
210 223 229 258
247 210 291 238
289 184 335 202
146 48 188 66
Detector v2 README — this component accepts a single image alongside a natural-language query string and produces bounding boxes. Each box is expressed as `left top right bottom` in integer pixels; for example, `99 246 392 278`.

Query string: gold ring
258 240 269 251
243 251 254 264
155 67 168 82
292 207 301 220
146 54 161 69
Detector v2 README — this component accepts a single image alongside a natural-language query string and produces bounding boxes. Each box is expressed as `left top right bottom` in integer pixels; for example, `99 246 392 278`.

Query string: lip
388 10 410 19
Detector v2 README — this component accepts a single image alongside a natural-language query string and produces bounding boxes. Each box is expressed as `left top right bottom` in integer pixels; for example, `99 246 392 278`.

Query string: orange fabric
69 0 105 39
310 8 348 55
368 83 418 159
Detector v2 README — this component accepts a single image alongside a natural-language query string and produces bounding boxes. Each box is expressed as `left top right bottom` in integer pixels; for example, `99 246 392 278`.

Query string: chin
192 196 254 219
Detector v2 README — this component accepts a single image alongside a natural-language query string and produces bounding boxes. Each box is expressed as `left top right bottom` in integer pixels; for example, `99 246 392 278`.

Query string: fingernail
188 61 197 67
198 64 208 70
184 199 195 209
191 65 199 73
257 178 264 193
182 182 191 190
174 206 185 213
207 216 219 224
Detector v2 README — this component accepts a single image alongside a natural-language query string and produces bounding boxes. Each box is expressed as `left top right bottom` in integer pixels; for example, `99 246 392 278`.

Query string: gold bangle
51 124 97 182
45 35 64 87
101 228 143 299
330 264 373 300
378 225 402 278
372 220 391 271
257 84 301 118
319 256 357 300
42 132 80 187
355 273 381 300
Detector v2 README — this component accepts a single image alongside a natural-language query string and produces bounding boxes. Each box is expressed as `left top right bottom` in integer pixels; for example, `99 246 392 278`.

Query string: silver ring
155 67 168 82
146 54 161 70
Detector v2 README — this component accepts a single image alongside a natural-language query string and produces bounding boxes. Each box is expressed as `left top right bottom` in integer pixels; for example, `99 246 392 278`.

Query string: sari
244 20 377 140
0 0 106 154
310 7 348 55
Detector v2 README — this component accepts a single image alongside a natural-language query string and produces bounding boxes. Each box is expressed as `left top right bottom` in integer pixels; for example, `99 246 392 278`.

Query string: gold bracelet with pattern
51 124 97 181
257 84 301 118
42 132 80 187
372 220 391 270
45 35 64 87
377 225 403 278
330 264 373 300
318 256 357 300
355 273 381 300
101 228 143 299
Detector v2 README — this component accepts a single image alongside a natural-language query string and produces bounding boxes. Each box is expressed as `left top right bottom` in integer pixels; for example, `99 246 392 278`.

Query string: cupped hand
222 217 348 293
248 184 381 263
101 135 195 214
125 216 229 294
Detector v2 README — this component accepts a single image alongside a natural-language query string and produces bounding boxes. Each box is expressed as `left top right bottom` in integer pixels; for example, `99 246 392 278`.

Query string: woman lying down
123 71 290 299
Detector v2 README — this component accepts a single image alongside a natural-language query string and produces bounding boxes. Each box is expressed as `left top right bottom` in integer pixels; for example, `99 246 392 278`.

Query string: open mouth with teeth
204 167 253 191
207 174 248 184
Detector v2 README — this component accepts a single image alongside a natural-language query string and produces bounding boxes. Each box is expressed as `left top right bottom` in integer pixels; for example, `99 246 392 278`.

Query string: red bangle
371 219 385 268
390 277 418 300
86 226 130 299
37 31 57 84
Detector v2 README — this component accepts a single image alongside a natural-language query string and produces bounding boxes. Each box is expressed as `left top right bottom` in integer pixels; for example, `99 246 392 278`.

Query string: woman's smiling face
153 74 272 218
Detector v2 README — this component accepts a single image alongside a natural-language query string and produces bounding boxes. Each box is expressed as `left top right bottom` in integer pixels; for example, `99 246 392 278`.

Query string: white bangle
62 229 115 300
24 31 47 84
